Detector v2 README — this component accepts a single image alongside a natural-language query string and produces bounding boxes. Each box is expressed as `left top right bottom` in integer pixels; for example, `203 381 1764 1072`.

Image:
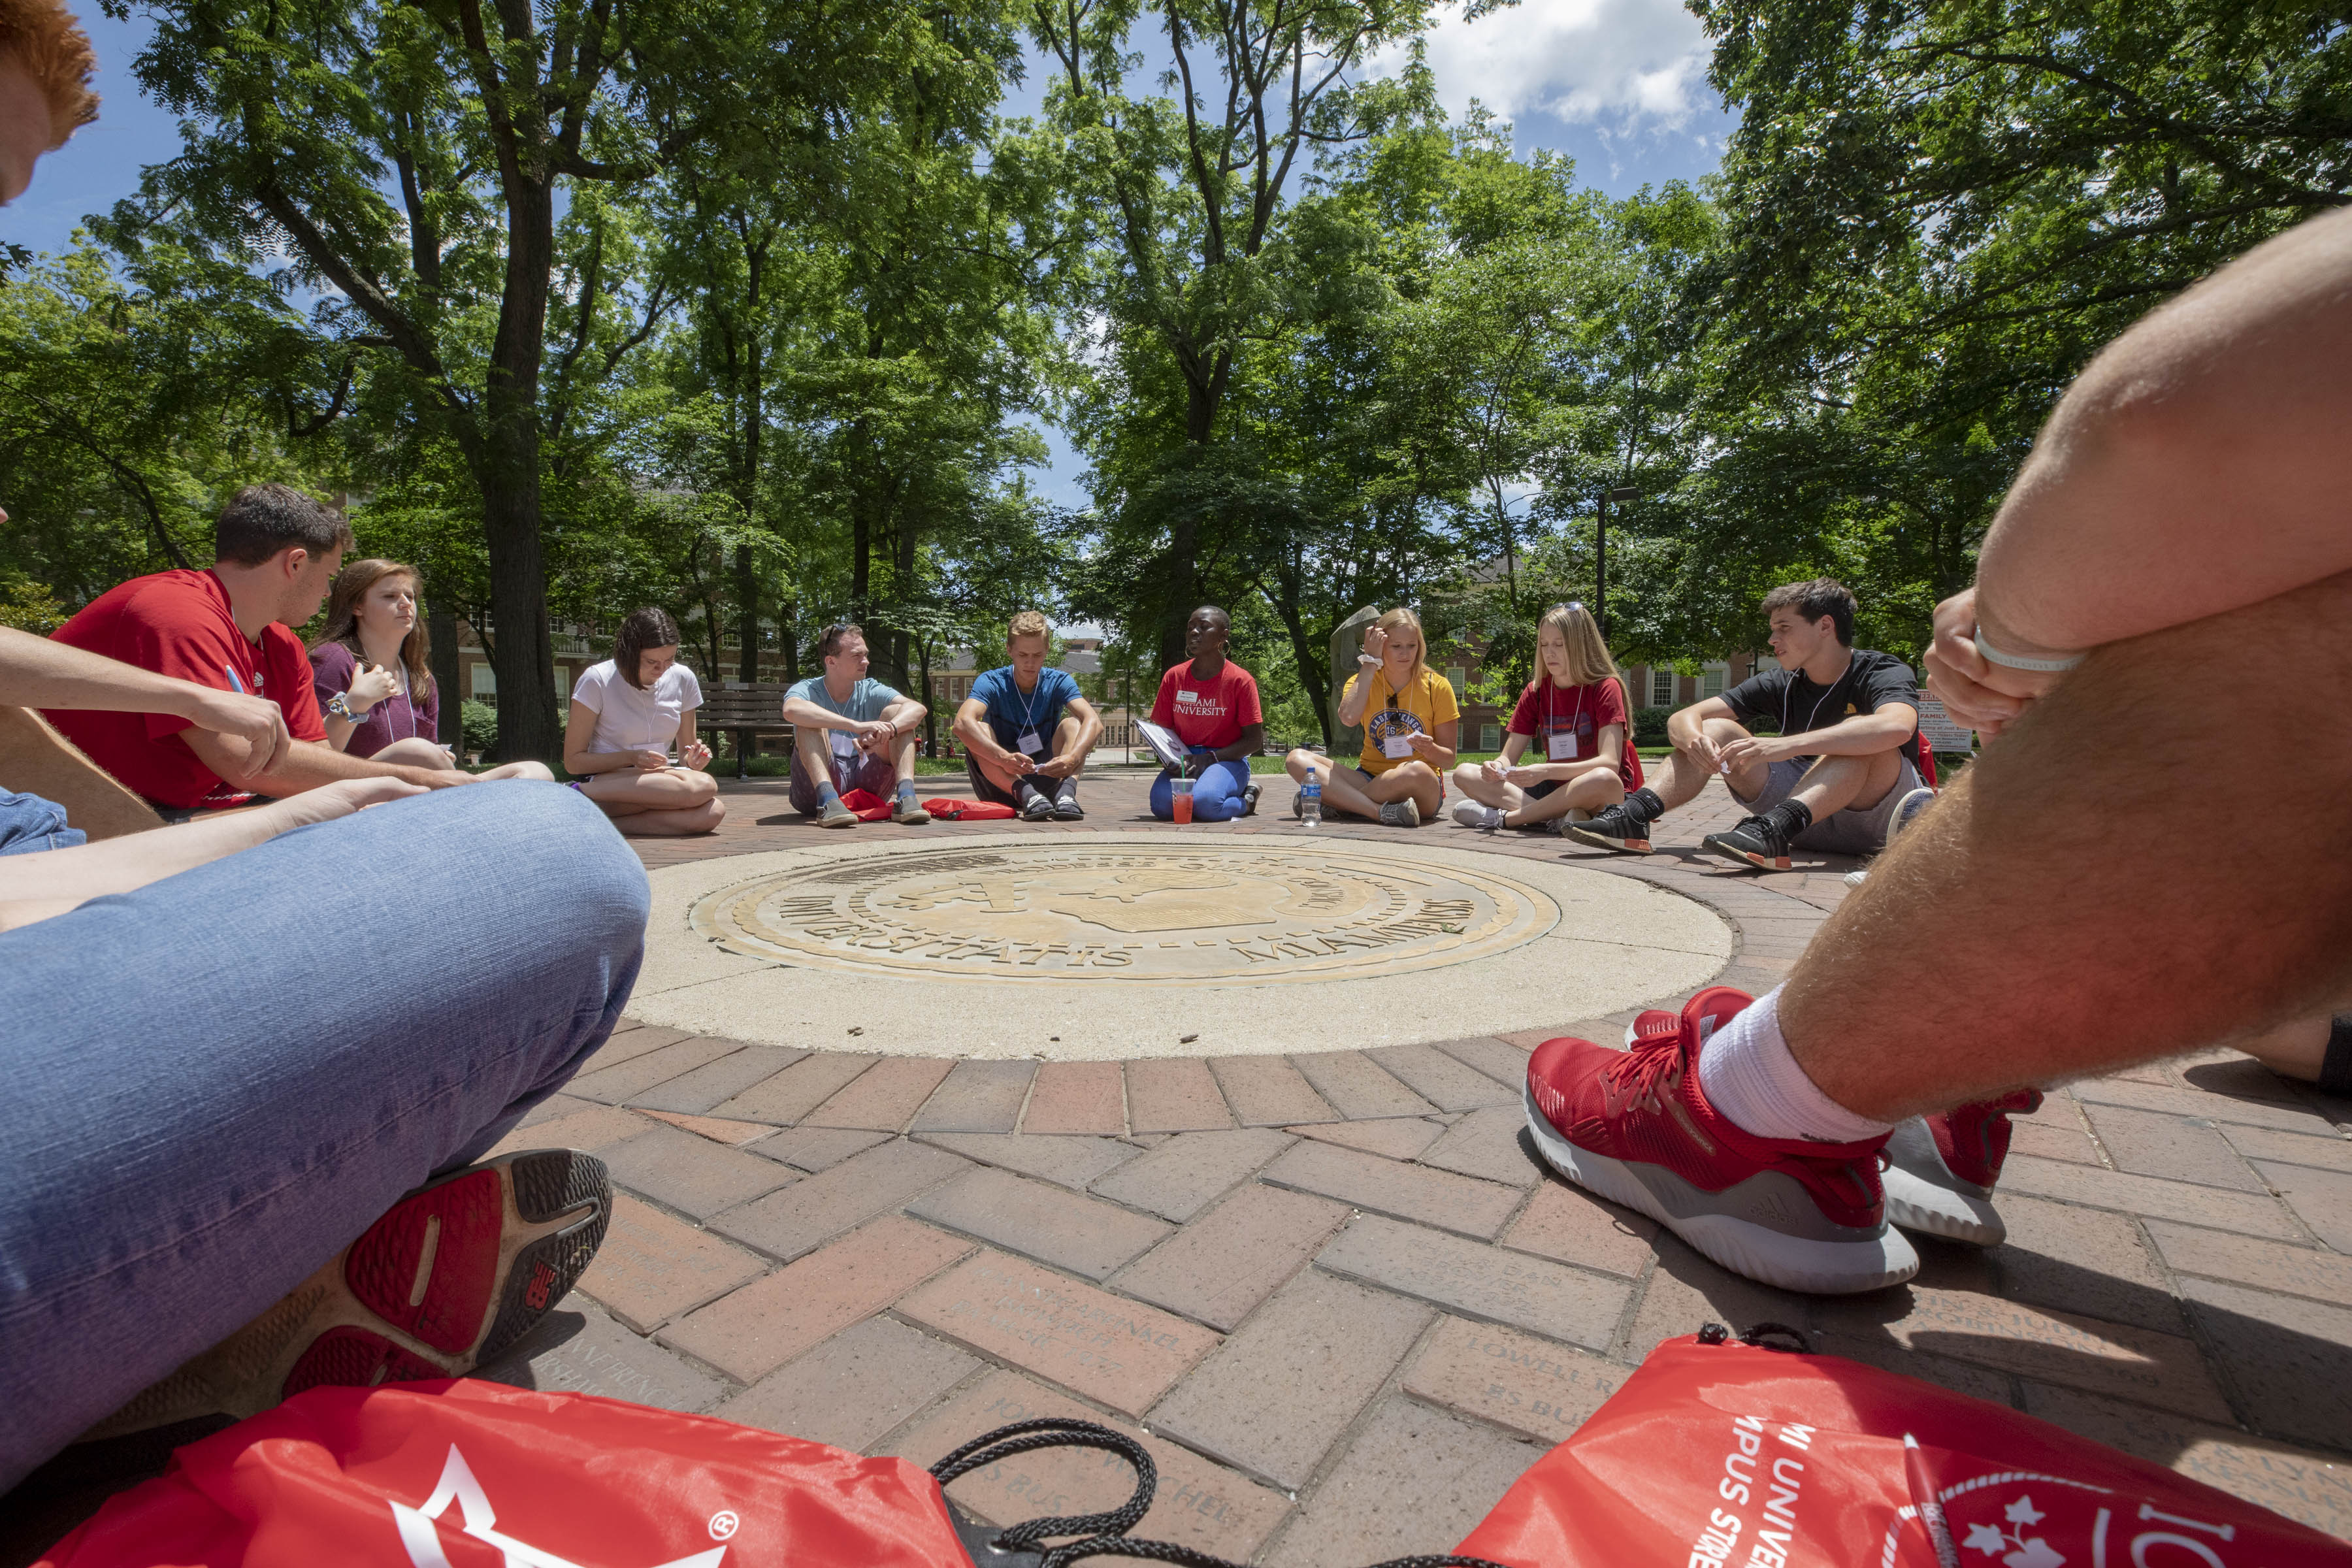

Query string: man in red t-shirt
46 484 473 812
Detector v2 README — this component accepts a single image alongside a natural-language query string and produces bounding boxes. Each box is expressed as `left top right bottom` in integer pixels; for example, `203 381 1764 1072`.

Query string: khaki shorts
1735 753 1925 857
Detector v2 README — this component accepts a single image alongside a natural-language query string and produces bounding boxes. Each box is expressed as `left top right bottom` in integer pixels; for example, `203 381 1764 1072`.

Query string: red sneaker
1524 987 1918 1294
1622 1009 1678 1047
79 1148 610 1441
1883 1090 2043 1245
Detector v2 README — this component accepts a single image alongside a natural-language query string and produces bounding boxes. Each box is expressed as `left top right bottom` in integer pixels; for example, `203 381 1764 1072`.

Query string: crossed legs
576 764 725 836
1780 568 2352 1121
1285 749 1439 822
372 736 551 783
1450 762 1624 828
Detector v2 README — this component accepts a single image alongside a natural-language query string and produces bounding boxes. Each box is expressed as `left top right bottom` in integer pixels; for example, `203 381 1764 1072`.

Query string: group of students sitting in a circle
301 571 1933 868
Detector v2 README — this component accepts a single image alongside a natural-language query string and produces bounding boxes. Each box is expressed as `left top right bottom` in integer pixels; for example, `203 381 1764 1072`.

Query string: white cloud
1375 0 1716 132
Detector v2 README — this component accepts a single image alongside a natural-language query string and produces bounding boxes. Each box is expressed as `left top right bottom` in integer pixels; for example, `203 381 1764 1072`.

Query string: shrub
459 700 498 756
1633 706 1672 747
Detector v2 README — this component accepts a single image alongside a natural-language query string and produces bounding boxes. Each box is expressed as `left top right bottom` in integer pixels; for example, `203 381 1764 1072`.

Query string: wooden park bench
699 681 796 777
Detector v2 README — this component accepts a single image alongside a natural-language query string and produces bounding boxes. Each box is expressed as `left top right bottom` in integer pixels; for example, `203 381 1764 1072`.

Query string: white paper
1382 734 1414 759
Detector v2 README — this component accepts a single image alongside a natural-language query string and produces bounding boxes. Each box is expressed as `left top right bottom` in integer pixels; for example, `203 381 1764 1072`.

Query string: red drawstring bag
1458 1325 2352 1567
835 788 898 822
37 1380 970 1568
921 797 1017 821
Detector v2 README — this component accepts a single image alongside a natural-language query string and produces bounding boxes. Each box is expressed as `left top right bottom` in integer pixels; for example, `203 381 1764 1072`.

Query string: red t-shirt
1150 659 1263 751
46 568 329 807
1506 676 1642 790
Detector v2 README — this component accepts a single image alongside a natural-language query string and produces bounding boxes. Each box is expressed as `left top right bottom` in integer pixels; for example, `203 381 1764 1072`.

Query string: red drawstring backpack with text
1457 1325 2351 1568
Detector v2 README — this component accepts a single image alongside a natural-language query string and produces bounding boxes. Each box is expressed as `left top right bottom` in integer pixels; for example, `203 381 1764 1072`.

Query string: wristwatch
326 693 361 723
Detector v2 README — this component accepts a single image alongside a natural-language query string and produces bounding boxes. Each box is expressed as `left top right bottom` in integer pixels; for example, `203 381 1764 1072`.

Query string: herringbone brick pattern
471 769 2352 1558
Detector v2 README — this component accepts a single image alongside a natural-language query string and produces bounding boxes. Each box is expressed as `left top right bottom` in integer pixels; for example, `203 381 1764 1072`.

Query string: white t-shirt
572 659 704 755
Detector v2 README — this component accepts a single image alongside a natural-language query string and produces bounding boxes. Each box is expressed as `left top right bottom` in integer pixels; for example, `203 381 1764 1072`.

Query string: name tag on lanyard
1018 730 1045 756
1547 730 1579 760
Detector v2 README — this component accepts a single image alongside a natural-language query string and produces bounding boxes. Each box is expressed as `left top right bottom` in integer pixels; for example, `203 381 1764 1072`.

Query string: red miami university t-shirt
47 568 329 808
1150 659 1263 751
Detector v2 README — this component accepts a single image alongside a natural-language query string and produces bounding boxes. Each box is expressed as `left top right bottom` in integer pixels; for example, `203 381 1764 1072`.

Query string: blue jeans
0 783 648 1490
1150 752 1251 821
0 790 84 856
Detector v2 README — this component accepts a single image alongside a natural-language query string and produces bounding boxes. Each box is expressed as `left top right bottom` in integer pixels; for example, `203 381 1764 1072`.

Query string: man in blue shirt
953 611 1103 821
781 624 932 826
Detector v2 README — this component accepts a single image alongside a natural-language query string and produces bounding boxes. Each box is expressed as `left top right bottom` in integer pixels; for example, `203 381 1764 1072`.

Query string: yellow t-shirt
1349 665 1461 775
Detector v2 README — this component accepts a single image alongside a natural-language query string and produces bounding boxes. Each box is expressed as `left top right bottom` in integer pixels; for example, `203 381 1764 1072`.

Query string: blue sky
3 1 1737 510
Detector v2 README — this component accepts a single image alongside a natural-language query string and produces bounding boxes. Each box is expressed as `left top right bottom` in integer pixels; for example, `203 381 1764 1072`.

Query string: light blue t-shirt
968 665 1079 752
789 674 900 762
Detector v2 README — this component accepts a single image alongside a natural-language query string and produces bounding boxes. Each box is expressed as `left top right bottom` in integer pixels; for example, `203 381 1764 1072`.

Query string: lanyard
1544 680 1590 736
1014 670 1047 732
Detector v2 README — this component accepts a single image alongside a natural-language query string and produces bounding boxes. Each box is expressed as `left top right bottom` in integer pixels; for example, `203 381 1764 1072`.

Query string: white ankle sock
1695 987 1895 1144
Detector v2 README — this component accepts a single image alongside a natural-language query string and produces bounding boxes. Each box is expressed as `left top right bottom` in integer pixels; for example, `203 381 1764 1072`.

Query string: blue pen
224 664 245 694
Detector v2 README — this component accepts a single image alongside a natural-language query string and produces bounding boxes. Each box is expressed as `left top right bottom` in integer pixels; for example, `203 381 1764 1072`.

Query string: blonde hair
316 559 433 698
1535 602 1622 694
1007 609 1050 643
1371 606 1431 686
0 0 99 151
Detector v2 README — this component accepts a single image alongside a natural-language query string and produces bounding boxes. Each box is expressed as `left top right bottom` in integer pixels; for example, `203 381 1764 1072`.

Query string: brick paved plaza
447 764 2352 1561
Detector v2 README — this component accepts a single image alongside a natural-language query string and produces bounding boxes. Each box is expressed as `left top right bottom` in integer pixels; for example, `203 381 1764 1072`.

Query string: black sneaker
1241 782 1262 817
1020 787 1056 821
1700 813 1793 871
1564 804 1653 855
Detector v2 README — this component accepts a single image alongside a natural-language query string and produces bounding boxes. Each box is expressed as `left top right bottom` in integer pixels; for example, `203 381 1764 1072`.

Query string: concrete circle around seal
636 832 1734 1060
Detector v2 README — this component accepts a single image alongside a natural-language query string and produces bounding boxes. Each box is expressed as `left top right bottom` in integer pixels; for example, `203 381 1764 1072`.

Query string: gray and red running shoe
1524 987 1917 1294
80 1148 610 1440
1883 1090 2042 1246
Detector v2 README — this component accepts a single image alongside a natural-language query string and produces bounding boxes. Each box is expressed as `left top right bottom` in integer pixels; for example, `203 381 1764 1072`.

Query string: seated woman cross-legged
1450 600 1640 832
1286 607 1456 828
1147 605 1264 823
563 608 726 837
309 558 549 781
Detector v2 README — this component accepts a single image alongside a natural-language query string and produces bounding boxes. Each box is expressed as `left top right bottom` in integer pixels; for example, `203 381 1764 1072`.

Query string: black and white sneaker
1700 813 1793 871
1564 804 1653 855
1241 782 1262 817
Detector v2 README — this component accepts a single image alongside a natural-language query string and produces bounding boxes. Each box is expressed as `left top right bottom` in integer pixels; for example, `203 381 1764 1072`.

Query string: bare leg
1778 747 1904 821
1292 757 1387 821
972 746 1028 797
609 797 727 837
576 766 721 840
374 736 550 781
1450 762 1514 811
792 726 843 793
1653 716 1772 811
1509 768 1624 828
1780 568 2352 1120
2236 1013 2335 1083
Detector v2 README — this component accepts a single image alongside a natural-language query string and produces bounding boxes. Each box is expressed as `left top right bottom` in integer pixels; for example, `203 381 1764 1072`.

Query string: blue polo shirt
968 664 1080 751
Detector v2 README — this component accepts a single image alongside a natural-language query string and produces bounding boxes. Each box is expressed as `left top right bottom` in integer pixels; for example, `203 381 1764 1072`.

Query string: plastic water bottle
1300 772 1321 828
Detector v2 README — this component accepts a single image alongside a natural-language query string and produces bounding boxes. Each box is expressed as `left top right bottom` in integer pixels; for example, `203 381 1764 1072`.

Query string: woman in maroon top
1448 600 1641 832
309 560 547 780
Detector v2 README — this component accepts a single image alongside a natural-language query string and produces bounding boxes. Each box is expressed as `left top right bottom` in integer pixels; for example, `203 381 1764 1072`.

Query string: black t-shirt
1723 649 1921 752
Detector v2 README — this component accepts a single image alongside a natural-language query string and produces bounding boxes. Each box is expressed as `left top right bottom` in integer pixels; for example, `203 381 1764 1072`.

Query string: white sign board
1914 694 1975 755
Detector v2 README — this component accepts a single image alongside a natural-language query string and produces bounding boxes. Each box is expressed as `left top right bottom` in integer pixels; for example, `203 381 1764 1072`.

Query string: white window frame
1650 668 1675 708
1700 662 1727 700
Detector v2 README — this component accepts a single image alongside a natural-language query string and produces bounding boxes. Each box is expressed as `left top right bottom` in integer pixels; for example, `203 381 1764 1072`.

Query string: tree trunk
734 546 759 683
480 174 560 764
427 592 462 747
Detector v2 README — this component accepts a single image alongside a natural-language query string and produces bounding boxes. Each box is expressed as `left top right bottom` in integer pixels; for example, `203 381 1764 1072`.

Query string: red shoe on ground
1524 988 1918 1294
80 1148 610 1441
1883 1090 2042 1246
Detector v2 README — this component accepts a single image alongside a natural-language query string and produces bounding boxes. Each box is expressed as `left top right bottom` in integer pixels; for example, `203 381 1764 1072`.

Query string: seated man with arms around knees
1526 205 2352 1294
955 610 1103 821
1285 607 1457 828
1 31 632 1492
44 483 483 818
783 622 930 827
1569 578 1932 870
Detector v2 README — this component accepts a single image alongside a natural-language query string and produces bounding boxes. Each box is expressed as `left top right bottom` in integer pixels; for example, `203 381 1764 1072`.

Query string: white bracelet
1973 623 2085 673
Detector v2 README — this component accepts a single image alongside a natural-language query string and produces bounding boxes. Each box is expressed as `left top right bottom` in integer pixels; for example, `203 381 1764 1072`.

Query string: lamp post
1595 485 1641 641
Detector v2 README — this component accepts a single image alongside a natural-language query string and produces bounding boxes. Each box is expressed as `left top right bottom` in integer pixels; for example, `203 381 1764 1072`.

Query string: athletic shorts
965 751 1027 808
1339 764 1445 805
789 744 897 816
1736 753 1925 857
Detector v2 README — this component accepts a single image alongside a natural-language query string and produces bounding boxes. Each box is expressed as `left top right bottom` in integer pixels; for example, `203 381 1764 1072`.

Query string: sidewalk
509 767 2352 1561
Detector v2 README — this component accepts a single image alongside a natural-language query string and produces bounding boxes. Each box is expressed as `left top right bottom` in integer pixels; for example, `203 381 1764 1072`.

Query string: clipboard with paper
1134 718 1190 770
